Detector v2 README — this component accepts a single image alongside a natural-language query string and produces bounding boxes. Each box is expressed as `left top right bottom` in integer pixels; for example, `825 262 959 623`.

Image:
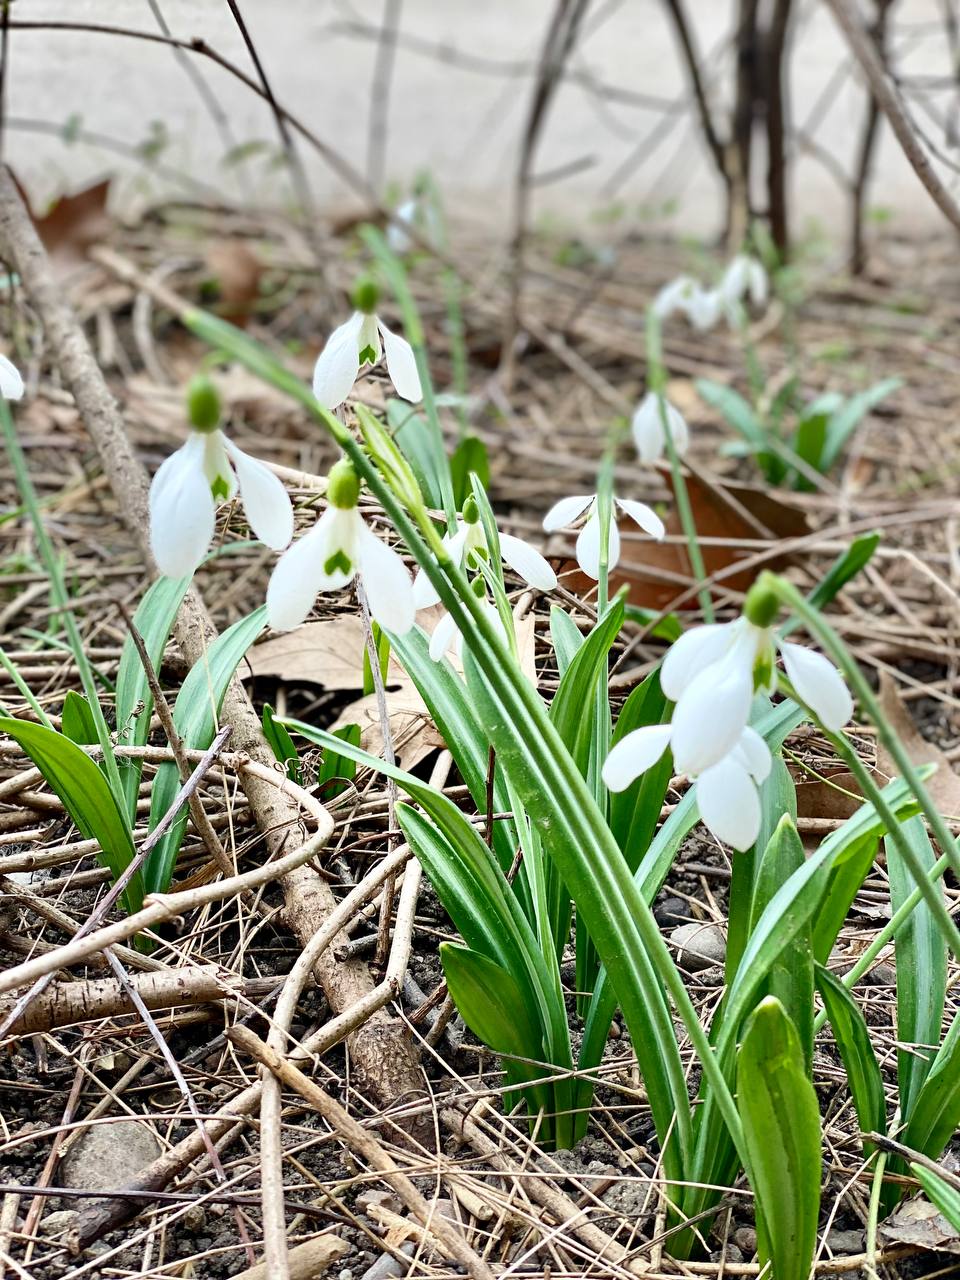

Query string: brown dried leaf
205 240 264 327
881 1194 960 1254
30 178 113 269
876 671 960 816
794 771 865 821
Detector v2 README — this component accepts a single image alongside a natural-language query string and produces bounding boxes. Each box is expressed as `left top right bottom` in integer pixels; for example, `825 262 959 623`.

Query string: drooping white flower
721 254 768 310
387 199 418 255
602 721 771 851
652 275 702 321
542 492 665 580
0 354 24 400
659 612 853 776
312 281 421 410
428 595 507 663
149 424 293 580
631 392 690 466
413 500 557 610
267 459 414 634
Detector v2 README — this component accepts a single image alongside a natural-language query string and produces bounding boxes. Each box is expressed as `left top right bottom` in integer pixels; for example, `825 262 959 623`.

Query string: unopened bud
187 374 221 433
351 278 379 314
327 458 361 510
744 579 780 630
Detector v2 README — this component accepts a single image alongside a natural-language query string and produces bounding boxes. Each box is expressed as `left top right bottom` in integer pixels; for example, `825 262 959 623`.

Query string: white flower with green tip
413 498 557 610
312 279 422 409
631 392 691 466
149 376 293 579
267 458 414 635
542 492 665 580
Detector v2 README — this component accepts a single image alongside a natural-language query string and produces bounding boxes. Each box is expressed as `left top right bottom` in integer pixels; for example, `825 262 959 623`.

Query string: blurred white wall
9 0 958 241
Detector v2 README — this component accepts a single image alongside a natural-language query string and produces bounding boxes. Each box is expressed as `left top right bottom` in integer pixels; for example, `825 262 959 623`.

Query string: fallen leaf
205 240 263 327
881 1194 960 1254
876 671 960 816
794 771 865 821
248 616 371 689
28 177 113 270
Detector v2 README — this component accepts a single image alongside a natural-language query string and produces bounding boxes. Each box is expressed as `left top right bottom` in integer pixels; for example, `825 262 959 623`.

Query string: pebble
38 1209 78 1237
670 922 726 970
732 1225 757 1254
654 895 688 928
826 1227 864 1254
59 1119 160 1211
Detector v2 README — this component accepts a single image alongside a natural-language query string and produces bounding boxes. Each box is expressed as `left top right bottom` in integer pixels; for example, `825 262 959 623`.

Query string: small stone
732 1225 757 1254
710 1244 743 1263
864 963 896 988
38 1210 78 1237
670 922 726 970
182 1205 205 1232
59 1119 160 1212
826 1227 864 1254
654 895 687 928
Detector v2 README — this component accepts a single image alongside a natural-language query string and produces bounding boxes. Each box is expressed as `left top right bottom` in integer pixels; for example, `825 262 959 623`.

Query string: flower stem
645 311 714 623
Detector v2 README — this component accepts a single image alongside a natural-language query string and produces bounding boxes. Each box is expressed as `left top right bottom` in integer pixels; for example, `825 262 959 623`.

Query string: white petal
412 526 467 609
575 511 619 579
359 313 382 363
663 400 690 456
653 275 699 320
670 656 754 776
660 622 735 701
731 725 772 784
0 354 24 400
616 497 665 541
748 258 768 307
721 255 749 304
387 199 417 254
429 610 460 662
696 756 762 851
631 393 664 465
149 436 216 578
601 724 673 793
266 507 357 631
312 312 364 409
542 494 594 532
357 523 415 635
688 287 723 331
223 439 293 550
378 320 422 403
780 642 853 732
202 431 237 501
499 533 557 591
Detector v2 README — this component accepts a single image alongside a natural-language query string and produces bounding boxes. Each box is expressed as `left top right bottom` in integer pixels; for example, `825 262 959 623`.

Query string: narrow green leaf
903 1010 960 1162
887 815 947 1119
262 704 302 784
0 717 141 911
821 377 901 471
115 574 191 820
61 691 100 748
623 605 683 643
144 606 267 894
388 398 449 511
737 997 821 1280
607 668 672 870
911 1164 960 1232
815 964 885 1152
316 723 360 798
450 435 490 509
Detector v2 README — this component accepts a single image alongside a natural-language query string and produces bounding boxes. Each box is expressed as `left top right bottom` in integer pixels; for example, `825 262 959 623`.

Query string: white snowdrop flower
652 275 701 321
413 497 557 610
312 280 421 410
631 391 691 466
428 595 507 663
267 459 415 635
659 587 853 776
686 287 725 331
0 354 24 400
721 253 768 309
387 199 418 255
149 376 293 580
602 722 771 851
542 492 664 581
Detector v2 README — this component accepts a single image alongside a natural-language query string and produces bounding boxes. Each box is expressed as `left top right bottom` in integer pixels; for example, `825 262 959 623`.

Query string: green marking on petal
358 343 378 366
210 474 231 502
324 549 352 576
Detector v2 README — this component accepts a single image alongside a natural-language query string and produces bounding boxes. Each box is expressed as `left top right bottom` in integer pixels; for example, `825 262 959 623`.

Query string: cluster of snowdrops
139 254 852 855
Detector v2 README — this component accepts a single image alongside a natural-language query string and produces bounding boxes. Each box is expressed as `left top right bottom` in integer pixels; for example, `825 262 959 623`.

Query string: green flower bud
744 579 780 630
187 374 221 433
327 458 361 510
462 495 480 525
351 277 379 315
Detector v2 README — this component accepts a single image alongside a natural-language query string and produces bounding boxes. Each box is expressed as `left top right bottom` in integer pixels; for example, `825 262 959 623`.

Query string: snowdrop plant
172 233 960 1280
267 457 415 634
653 252 768 333
312 279 422 409
149 374 293 579
631 391 690 465
542 490 665 579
